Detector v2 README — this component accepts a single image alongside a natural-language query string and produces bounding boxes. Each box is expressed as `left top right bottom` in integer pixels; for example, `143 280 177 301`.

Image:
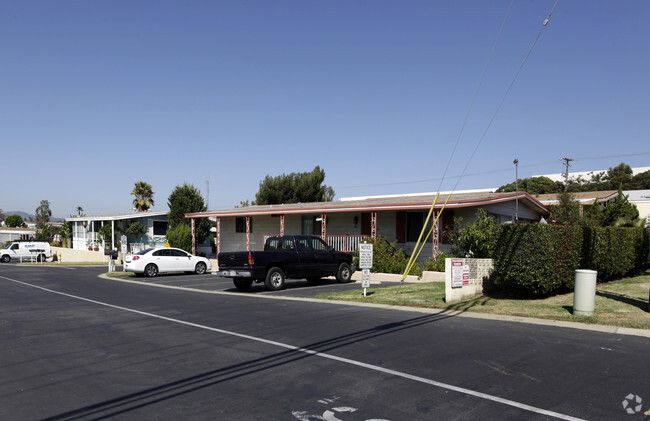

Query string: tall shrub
584 227 645 281
492 224 582 296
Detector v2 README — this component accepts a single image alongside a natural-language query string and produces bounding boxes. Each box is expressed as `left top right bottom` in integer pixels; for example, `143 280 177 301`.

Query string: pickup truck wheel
194 262 207 275
0 255 10 263
145 264 158 277
265 267 286 291
233 278 253 291
336 262 352 283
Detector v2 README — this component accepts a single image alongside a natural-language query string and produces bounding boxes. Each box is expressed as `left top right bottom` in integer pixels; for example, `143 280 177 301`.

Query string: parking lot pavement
114 269 378 298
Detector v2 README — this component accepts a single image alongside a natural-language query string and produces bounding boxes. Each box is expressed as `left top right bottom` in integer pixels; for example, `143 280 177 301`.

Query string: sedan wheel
145 264 158 278
195 262 207 275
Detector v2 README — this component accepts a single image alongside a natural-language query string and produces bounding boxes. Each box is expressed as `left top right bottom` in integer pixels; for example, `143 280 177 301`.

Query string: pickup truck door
309 237 336 276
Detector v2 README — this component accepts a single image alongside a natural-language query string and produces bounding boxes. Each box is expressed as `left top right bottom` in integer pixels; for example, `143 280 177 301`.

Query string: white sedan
124 247 212 277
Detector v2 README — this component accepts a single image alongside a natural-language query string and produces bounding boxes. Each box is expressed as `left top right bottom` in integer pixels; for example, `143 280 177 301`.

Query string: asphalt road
0 264 648 421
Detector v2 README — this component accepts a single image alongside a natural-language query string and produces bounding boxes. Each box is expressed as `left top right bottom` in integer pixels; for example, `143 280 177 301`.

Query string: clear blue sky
2 1 649 217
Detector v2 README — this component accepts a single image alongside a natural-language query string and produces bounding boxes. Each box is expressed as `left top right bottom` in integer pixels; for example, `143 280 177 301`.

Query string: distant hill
3 211 64 222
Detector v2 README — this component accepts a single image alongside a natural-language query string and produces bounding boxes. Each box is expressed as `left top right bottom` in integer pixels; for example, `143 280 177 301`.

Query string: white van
0 241 52 263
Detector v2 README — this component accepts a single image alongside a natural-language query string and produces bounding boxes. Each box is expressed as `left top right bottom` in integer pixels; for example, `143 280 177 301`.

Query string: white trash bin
573 269 597 316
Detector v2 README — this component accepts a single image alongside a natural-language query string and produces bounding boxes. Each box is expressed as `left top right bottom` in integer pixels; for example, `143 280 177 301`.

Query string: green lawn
317 271 650 330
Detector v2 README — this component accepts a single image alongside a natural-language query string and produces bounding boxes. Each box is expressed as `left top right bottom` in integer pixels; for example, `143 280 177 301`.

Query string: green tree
131 181 155 212
4 214 24 227
604 163 633 190
126 221 148 241
455 209 500 258
35 200 52 229
602 189 639 226
254 166 335 205
547 192 583 225
98 224 113 248
496 176 563 194
60 220 71 247
35 224 52 241
630 170 650 190
76 206 85 216
583 202 604 227
167 183 210 243
165 224 193 253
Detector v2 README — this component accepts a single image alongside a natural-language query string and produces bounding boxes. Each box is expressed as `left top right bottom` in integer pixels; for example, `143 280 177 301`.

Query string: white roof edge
66 210 169 222
339 188 497 202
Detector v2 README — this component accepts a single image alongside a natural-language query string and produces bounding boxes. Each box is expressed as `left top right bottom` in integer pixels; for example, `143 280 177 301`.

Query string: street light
514 159 519 223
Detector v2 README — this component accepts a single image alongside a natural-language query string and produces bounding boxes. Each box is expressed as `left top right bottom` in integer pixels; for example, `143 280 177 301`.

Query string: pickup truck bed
217 235 355 291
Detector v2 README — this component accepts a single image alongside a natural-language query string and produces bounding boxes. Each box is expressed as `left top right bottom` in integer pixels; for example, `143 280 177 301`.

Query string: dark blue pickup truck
216 235 355 291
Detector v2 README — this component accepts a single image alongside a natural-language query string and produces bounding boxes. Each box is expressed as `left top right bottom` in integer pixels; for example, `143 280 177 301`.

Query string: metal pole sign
359 243 373 296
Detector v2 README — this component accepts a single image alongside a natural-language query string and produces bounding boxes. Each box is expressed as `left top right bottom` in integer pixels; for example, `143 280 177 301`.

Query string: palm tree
131 181 155 212
76 206 84 216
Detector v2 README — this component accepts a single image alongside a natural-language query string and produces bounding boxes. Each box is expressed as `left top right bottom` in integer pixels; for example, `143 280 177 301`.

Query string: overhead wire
398 0 561 287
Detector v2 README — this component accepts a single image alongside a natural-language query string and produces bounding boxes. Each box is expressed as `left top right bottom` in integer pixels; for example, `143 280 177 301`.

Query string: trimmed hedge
493 225 649 296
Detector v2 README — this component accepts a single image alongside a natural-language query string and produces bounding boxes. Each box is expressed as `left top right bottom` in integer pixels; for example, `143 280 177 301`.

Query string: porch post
191 218 196 255
433 211 439 260
321 213 327 239
280 215 285 236
246 216 251 251
216 217 221 256
111 220 115 250
371 212 377 240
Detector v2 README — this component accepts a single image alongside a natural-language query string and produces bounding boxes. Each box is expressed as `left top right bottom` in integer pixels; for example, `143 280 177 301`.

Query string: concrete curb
99 273 650 339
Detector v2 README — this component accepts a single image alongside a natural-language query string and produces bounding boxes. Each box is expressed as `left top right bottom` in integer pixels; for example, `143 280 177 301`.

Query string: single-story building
184 190 550 261
624 190 650 227
533 190 620 215
0 227 37 245
67 211 170 253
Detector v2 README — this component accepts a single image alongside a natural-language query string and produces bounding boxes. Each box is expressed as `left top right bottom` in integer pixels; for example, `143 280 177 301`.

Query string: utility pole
205 179 210 210
513 158 519 223
560 157 574 191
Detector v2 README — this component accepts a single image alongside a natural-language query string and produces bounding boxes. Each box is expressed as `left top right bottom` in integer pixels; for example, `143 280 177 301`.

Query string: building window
236 217 253 233
153 220 168 236
406 212 424 242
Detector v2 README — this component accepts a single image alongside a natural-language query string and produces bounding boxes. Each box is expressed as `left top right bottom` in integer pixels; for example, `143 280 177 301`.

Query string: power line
335 152 650 191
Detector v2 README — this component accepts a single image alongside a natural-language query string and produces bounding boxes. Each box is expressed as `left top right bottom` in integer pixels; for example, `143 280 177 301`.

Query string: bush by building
492 224 649 296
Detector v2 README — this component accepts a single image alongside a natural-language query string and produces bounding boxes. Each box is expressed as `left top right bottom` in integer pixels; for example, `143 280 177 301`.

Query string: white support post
216 217 221 256
280 215 285 236
191 218 196 255
246 217 251 251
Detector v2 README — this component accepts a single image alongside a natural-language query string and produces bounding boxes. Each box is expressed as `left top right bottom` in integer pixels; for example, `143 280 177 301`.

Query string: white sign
359 243 373 269
451 259 464 288
121 235 127 254
361 269 371 288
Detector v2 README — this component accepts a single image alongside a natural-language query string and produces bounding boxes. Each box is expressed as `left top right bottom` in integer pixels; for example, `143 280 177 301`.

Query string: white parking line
0 274 585 421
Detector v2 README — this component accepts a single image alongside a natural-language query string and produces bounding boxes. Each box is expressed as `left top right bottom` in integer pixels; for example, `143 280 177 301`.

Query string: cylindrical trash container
573 269 597 316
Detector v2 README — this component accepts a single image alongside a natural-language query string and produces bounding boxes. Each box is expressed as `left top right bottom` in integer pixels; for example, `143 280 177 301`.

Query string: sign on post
359 243 373 295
